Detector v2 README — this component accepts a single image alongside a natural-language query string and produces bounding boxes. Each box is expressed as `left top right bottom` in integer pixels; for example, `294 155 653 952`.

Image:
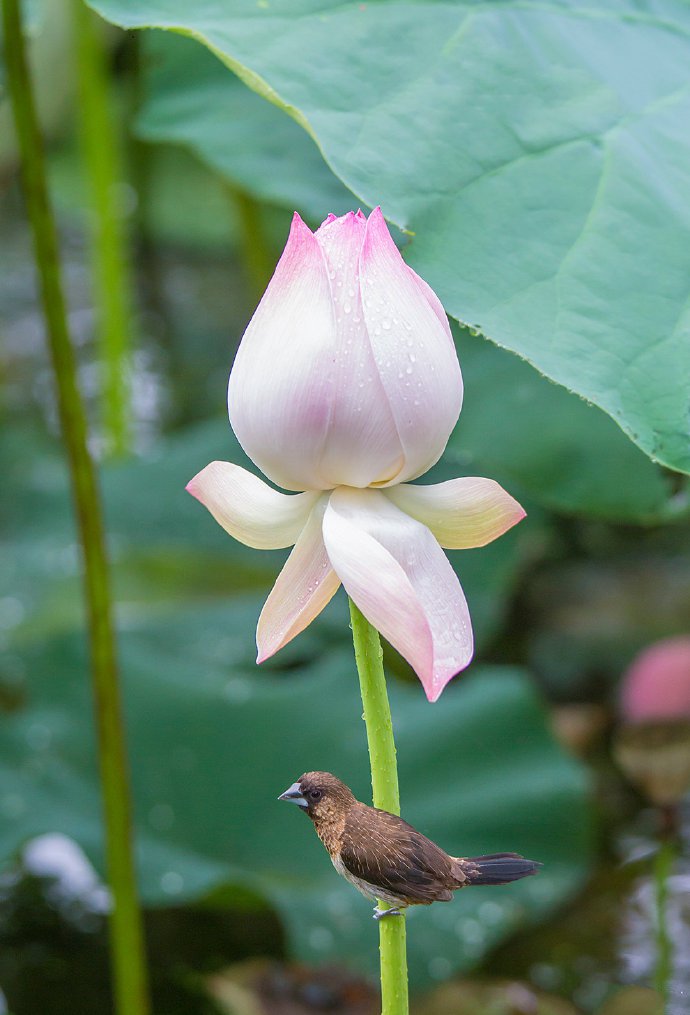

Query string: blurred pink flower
187 208 524 701
620 636 690 723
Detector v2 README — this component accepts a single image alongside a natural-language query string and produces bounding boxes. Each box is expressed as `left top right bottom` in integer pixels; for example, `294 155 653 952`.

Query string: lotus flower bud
188 208 525 700
228 208 463 492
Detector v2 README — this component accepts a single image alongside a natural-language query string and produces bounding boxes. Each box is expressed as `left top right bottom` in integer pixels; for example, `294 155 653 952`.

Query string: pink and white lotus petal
313 212 404 488
359 208 463 486
186 462 319 549
257 496 340 662
228 213 337 492
385 478 525 549
407 264 454 343
322 488 473 701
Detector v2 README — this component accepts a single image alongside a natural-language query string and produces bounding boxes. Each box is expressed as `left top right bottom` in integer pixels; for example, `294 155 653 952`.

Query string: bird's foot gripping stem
373 905 403 920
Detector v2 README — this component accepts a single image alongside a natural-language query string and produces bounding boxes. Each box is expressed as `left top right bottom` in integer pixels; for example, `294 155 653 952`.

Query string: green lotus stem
349 599 409 1015
653 836 675 1009
2 3 150 1013
72 0 133 457
227 185 274 302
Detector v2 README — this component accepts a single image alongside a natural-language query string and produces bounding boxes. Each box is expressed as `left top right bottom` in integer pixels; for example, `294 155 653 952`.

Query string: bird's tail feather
455 852 541 886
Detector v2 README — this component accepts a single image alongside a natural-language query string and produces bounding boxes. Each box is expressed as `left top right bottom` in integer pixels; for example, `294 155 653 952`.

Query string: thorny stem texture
2 3 150 1012
349 599 409 1015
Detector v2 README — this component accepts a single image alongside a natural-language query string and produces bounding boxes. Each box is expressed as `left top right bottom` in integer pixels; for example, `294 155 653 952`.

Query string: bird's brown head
278 771 356 823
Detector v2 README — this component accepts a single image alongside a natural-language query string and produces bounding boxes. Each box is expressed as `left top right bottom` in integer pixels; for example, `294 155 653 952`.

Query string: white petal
228 213 337 491
186 462 318 549
386 479 526 549
257 496 340 661
313 212 404 487
322 488 473 701
358 208 463 485
407 264 454 342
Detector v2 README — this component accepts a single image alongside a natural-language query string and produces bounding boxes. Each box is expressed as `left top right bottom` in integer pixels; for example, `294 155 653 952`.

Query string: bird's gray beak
278 781 308 809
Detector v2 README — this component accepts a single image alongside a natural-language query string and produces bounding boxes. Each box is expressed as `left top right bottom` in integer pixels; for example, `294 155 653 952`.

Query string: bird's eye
309 789 322 801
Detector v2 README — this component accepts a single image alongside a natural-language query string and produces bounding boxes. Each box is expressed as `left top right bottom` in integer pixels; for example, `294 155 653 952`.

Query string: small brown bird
279 771 541 919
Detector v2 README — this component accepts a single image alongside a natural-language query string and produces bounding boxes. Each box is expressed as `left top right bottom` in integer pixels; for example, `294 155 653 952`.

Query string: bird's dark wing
340 803 462 904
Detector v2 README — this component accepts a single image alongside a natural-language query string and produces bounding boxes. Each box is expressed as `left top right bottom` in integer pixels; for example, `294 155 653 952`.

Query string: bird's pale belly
331 854 406 907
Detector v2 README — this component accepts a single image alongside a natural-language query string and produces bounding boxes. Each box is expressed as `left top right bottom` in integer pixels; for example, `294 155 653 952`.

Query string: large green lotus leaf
86 0 690 475
136 31 355 223
0 595 590 986
438 329 679 524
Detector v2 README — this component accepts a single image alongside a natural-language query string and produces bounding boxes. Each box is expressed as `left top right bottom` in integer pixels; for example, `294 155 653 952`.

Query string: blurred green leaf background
2 2 690 1013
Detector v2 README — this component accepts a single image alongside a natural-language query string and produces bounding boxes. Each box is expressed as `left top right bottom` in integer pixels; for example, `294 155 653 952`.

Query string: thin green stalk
72 0 133 457
653 837 675 1010
227 184 275 303
349 599 409 1015
2 3 150 1014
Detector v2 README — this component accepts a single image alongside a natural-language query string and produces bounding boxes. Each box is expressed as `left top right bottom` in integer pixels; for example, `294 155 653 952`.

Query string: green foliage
129 27 683 525
136 31 355 223
0 0 75 171
440 329 680 524
85 0 690 475
6 1 685 994
0 424 591 987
